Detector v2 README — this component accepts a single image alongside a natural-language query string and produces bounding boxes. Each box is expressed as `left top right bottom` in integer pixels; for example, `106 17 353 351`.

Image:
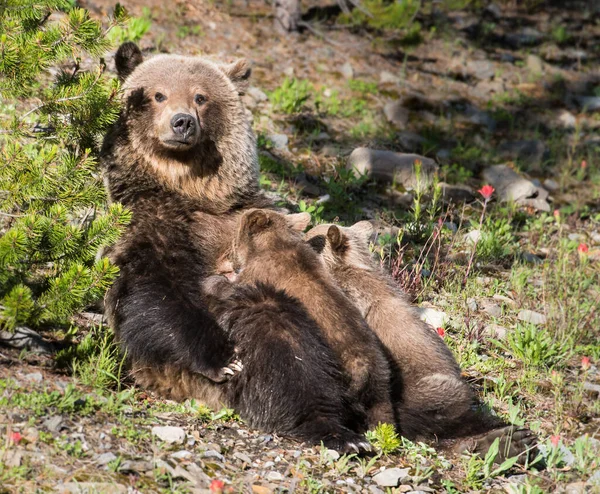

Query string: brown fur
305 222 474 440
230 210 395 428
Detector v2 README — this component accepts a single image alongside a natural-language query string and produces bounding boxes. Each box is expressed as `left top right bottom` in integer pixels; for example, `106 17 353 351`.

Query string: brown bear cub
229 209 396 430
305 222 538 461
202 275 370 453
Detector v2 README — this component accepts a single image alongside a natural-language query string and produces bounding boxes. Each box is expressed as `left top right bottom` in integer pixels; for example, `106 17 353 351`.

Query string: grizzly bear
228 209 396 430
202 274 370 453
305 221 538 462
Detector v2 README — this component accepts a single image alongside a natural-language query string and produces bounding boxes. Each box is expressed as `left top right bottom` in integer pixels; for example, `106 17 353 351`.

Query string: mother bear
101 42 536 460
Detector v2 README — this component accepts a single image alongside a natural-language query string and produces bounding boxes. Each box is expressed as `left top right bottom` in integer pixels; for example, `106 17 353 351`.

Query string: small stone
589 469 600 485
247 86 268 103
24 372 43 383
565 482 590 494
590 232 600 244
266 471 284 482
252 486 272 494
380 71 400 85
583 381 600 398
233 451 252 464
170 450 192 460
324 449 340 461
485 324 507 339
120 460 153 473
576 96 600 112
268 133 289 151
568 233 585 242
59 482 127 494
43 416 63 432
558 111 576 129
440 183 475 203
526 54 544 73
283 67 294 78
466 60 495 80
347 148 438 188
492 294 517 307
203 449 224 461
482 164 550 211
543 178 559 192
517 309 547 325
465 229 482 244
369 486 385 494
481 301 502 318
467 298 478 312
522 252 543 264
505 27 543 48
384 101 409 129
263 461 275 468
372 468 411 487
96 452 117 465
417 307 448 329
339 62 354 79
151 426 186 444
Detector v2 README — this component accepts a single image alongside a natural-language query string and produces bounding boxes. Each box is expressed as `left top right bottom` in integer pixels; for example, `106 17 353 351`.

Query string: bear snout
170 113 197 140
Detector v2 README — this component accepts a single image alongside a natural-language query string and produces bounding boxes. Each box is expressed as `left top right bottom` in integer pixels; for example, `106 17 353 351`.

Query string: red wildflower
210 479 225 493
582 356 591 370
550 435 560 447
553 209 560 218
581 160 587 169
10 432 23 444
478 185 495 200
436 327 445 338
578 243 589 254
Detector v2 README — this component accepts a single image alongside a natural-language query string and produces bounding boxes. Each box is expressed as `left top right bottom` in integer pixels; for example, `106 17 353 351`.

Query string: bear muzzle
160 113 200 149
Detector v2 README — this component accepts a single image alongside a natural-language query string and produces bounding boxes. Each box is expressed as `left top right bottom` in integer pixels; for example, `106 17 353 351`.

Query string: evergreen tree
0 1 132 333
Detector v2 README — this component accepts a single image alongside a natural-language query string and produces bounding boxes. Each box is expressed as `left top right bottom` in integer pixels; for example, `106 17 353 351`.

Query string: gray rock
59 482 127 494
369 485 385 494
233 451 252 464
482 164 551 212
565 482 590 494
266 471 284 482
492 294 516 306
95 452 117 465
170 450 192 460
202 449 224 461
43 416 63 432
268 133 289 151
120 460 153 473
590 232 600 245
467 298 478 312
324 449 340 461
346 148 438 188
583 381 600 398
247 86 268 103
380 71 400 85
517 309 547 325
339 62 354 80
466 60 495 80
558 110 576 129
440 183 475 203
505 27 544 48
444 222 458 234
543 178 559 192
465 229 482 244
526 54 544 74
485 324 507 339
568 233 585 242
589 469 600 485
417 307 448 329
384 101 409 129
24 372 43 383
151 426 186 444
398 131 426 152
372 468 411 487
522 252 543 264
0 326 54 354
498 140 548 169
481 300 502 318
576 96 600 112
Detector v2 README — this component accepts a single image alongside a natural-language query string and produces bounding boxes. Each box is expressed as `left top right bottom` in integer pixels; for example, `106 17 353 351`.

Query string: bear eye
194 94 207 105
155 92 166 103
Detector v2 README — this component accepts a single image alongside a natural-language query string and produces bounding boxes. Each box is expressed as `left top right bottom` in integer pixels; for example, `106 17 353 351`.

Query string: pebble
558 110 576 129
576 96 600 112
481 301 502 318
543 178 560 192
170 450 192 460
589 470 600 485
372 467 411 487
565 482 590 494
583 381 600 398
266 471 283 481
369 486 385 494
465 229 482 244
263 461 274 468
233 452 252 464
485 324 508 339
521 252 543 264
492 294 517 307
95 452 117 465
24 372 43 383
380 71 400 84
339 61 354 79
417 307 448 329
203 449 224 461
467 298 478 312
268 133 289 151
324 449 340 461
59 482 126 493
517 309 547 325
247 86 268 103
526 54 544 73
43 416 63 433
568 233 585 242
151 426 186 444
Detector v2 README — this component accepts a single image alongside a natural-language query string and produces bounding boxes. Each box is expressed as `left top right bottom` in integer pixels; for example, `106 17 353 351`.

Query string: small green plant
298 200 323 225
551 25 570 44
106 7 152 44
176 25 203 38
348 79 378 95
366 422 401 454
463 438 520 489
268 78 313 114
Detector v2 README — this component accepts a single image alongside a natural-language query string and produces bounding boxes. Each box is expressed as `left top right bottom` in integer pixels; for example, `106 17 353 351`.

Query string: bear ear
222 59 252 95
244 209 270 235
327 225 345 251
350 221 374 243
285 212 311 232
115 42 143 82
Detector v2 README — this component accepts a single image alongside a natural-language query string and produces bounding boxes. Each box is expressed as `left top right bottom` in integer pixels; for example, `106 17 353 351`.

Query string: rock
398 131 426 153
576 96 600 112
504 27 543 48
247 86 268 103
369 486 385 494
565 482 590 494
467 298 478 312
440 183 475 203
95 452 117 465
558 111 576 129
517 309 547 325
24 372 43 383
568 233 585 242
526 54 544 74
497 140 548 169
58 482 127 493
492 294 517 307
465 229 482 244
589 469 600 485
0 326 54 354
466 60 495 80
233 451 252 464
170 450 192 460
590 232 600 244
120 460 153 473
339 62 354 79
485 324 507 339
203 449 224 461
482 164 551 212
346 148 438 188
263 461 275 468
266 471 284 482
252 486 272 494
417 307 448 329
151 426 186 444
482 302 502 318
380 71 400 85
543 178 559 192
384 101 409 129
372 468 411 487
324 449 340 461
43 416 63 432
583 381 600 398
521 252 543 264
268 133 289 151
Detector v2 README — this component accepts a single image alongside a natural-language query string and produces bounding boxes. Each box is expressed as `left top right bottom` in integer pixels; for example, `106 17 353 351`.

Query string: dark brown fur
231 209 396 429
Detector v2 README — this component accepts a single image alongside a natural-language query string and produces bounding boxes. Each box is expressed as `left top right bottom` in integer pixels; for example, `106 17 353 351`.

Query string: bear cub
202 273 369 453
228 209 396 430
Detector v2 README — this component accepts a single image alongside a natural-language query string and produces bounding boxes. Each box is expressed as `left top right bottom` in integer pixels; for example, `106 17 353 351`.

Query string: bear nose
170 113 196 139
